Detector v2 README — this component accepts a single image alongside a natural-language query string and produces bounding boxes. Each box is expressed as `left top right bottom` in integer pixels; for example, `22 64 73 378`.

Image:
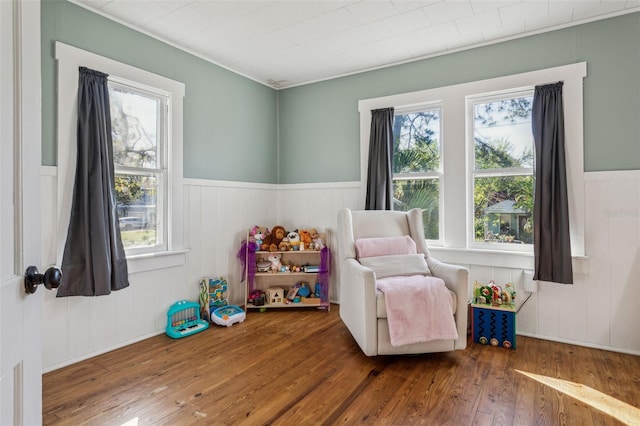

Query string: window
56 42 185 263
109 80 168 252
469 91 534 248
392 106 442 241
359 62 586 262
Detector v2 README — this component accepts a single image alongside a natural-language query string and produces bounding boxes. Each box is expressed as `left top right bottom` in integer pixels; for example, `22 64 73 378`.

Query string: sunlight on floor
516 370 640 425
120 418 138 426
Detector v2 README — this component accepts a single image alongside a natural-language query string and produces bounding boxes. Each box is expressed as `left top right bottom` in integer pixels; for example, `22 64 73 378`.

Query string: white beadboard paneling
115 284 137 344
185 186 203 295
584 178 612 346
558 273 588 342
469 265 494 287
607 177 640 351
131 272 160 338
535 280 560 338
67 297 92 360
492 267 513 287
41 169 640 373
200 186 219 277
183 179 279 307
88 290 119 353
157 266 189 326
277 182 362 303
516 292 538 335
41 291 69 369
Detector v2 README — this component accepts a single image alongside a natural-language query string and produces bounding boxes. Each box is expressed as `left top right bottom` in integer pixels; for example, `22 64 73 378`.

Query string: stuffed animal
261 226 286 252
278 237 291 252
249 225 269 251
267 253 282 272
299 230 312 250
287 230 301 250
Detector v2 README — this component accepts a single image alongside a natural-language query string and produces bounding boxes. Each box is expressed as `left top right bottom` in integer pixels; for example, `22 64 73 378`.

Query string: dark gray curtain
58 67 129 297
365 107 394 210
532 82 573 284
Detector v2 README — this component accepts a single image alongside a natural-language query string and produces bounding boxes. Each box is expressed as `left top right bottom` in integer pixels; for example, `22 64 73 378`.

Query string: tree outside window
471 93 535 245
109 82 167 251
392 108 441 240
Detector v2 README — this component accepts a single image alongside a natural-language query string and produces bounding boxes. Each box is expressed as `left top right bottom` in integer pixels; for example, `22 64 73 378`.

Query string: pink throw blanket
377 275 458 347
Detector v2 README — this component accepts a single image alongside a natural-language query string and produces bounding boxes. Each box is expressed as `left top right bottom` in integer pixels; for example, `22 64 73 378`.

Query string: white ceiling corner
72 0 640 89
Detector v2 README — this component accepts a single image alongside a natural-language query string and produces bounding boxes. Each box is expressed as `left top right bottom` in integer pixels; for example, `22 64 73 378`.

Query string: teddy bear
278 237 291 251
261 226 286 252
267 253 282 272
299 229 312 250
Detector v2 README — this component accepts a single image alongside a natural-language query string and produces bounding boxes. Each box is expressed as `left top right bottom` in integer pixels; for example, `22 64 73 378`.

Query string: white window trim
109 78 169 255
55 41 185 265
358 62 587 261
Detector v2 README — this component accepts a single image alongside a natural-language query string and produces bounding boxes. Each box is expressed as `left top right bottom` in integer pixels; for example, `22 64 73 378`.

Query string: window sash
108 79 170 255
392 106 443 243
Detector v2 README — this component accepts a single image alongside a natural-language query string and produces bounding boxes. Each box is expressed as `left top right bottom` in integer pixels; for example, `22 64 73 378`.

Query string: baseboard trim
43 330 165 374
516 331 640 356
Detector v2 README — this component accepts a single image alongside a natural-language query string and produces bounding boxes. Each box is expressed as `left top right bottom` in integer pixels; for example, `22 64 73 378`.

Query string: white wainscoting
41 167 195 372
41 169 639 371
433 170 640 355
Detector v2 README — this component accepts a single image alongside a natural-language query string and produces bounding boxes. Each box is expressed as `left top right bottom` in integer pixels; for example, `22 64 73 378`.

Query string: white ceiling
74 0 640 88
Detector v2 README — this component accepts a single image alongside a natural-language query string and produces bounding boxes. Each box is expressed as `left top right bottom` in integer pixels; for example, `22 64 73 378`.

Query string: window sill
429 247 589 274
126 248 190 274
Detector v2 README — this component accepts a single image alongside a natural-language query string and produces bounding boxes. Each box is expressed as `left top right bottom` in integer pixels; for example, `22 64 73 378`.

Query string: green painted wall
41 0 278 183
278 12 640 183
41 4 639 185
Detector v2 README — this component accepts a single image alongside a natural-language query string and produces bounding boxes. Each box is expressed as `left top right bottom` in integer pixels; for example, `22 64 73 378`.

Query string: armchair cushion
355 236 417 258
359 254 431 279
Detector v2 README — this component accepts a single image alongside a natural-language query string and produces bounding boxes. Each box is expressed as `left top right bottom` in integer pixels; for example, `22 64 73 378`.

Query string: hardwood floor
43 305 640 425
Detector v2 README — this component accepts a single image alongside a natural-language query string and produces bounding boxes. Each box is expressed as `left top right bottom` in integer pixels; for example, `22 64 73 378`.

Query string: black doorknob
24 266 62 294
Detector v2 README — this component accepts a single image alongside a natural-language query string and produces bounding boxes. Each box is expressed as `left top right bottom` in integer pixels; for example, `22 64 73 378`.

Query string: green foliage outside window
392 95 535 244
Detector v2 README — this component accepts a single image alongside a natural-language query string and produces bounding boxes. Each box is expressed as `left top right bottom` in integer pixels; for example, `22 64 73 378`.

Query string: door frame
0 0 43 424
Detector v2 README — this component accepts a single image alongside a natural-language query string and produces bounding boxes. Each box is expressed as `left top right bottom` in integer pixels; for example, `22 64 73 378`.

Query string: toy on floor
211 305 246 327
166 300 209 339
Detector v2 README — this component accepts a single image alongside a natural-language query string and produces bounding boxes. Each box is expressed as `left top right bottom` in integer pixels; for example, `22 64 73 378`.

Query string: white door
1 1 43 424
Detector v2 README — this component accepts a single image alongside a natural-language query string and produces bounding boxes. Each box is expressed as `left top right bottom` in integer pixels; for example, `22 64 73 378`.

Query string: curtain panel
531 82 573 284
58 67 129 296
365 107 394 210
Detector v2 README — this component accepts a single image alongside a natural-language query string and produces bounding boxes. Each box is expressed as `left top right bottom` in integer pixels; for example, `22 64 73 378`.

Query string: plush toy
278 237 291 252
299 229 312 250
287 230 301 250
267 253 282 272
308 228 325 250
261 226 286 252
249 225 269 251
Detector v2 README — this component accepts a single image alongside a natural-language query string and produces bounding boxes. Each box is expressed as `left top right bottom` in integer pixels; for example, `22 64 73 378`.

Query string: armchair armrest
427 257 469 350
339 258 378 356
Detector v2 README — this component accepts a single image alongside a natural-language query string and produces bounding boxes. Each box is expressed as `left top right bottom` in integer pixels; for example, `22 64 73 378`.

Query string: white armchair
337 208 469 356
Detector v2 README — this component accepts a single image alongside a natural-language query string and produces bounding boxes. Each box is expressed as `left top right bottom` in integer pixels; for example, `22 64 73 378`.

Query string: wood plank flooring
43 305 640 425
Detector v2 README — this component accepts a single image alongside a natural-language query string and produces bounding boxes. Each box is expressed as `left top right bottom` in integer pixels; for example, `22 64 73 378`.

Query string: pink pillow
355 236 417 259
